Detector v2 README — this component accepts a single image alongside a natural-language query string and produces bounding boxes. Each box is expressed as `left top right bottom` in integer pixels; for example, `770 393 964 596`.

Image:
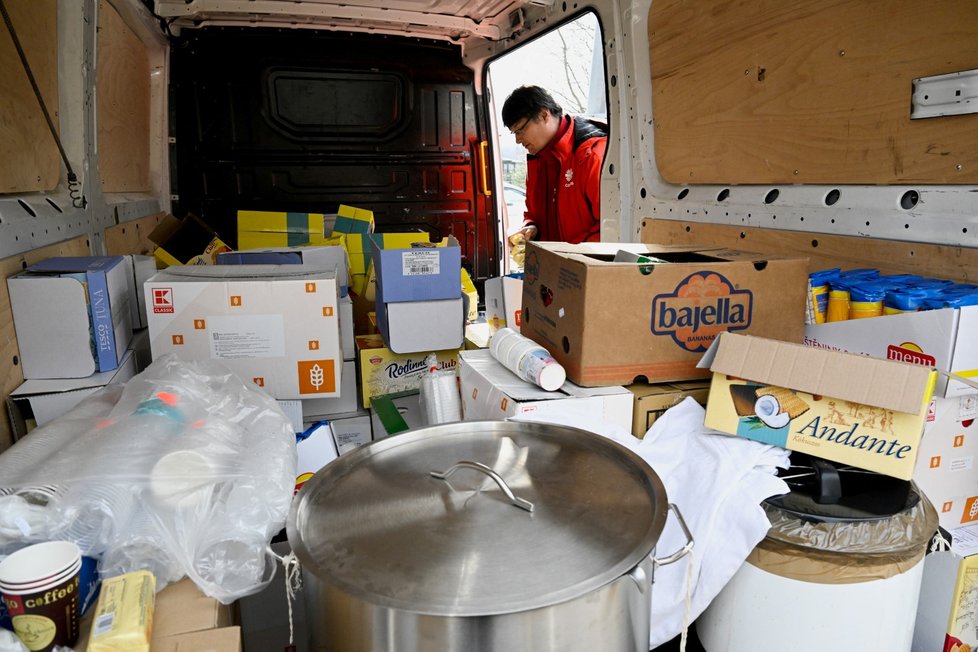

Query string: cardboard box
627 379 711 438
914 394 978 531
485 274 523 334
913 525 978 652
236 210 331 250
329 411 373 454
217 244 351 296
371 236 461 302
332 204 374 235
123 254 158 329
7 348 137 439
370 390 423 438
459 349 633 431
150 213 231 267
301 359 359 419
154 627 241 652
339 294 355 360
376 297 465 354
346 231 430 297
702 333 938 480
8 256 134 378
295 421 339 493
145 265 342 400
356 334 459 408
804 306 978 398
520 242 808 386
465 321 492 350
461 267 480 322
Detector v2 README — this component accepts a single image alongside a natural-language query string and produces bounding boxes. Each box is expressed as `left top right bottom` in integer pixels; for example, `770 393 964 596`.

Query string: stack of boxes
5 256 150 438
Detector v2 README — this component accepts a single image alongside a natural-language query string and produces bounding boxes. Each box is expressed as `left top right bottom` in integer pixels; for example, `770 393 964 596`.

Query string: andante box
8 256 133 378
702 333 937 480
520 242 808 387
145 265 342 400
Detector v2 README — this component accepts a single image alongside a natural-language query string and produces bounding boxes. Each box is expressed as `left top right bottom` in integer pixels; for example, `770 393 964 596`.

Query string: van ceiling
151 0 542 44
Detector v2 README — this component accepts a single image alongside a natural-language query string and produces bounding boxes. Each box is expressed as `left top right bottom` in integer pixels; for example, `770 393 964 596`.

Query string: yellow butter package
88 570 156 651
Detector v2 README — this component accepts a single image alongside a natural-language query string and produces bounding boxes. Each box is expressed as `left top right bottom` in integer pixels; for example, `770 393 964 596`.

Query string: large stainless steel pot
287 420 692 652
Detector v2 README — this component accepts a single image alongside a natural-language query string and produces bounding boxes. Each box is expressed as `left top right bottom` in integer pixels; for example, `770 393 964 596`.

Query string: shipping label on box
458 349 634 432
520 242 808 387
145 265 342 400
702 333 938 480
356 334 459 408
804 306 978 398
914 394 978 531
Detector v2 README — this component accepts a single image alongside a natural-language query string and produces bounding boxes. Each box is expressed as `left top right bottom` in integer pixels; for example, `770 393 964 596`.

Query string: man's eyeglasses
510 117 533 137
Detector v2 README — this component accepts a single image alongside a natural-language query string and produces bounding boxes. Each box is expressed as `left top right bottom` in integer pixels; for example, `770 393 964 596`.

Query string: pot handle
652 503 694 567
429 461 534 513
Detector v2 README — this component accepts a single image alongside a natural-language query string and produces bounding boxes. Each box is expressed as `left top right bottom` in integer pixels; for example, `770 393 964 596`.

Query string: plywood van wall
0 0 60 194
649 0 978 185
97 0 152 193
641 218 978 283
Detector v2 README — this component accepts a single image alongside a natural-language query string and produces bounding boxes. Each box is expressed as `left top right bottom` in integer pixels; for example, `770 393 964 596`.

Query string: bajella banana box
145 265 342 400
702 333 937 480
519 242 808 386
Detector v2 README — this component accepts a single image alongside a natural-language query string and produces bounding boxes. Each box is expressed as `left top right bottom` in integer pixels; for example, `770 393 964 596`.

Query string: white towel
510 397 790 649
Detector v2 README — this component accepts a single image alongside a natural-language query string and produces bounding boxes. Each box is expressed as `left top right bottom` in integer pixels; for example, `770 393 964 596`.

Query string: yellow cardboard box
356 334 459 408
236 210 330 250
702 333 937 479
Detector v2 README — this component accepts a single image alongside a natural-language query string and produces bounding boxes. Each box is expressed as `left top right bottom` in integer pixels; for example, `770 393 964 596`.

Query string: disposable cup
0 541 81 651
150 449 219 508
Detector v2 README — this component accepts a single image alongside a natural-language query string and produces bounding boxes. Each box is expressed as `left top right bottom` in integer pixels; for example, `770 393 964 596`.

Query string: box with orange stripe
144 265 342 400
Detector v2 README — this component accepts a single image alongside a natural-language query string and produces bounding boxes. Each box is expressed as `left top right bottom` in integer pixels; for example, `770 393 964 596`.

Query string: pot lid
287 420 668 616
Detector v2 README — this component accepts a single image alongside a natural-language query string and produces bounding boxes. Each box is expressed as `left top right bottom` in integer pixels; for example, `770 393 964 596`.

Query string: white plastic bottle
489 328 566 392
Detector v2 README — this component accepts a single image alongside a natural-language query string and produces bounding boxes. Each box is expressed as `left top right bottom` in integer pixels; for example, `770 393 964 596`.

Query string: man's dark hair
501 86 564 129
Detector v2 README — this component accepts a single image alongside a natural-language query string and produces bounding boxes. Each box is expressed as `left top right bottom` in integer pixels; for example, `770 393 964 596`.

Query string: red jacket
523 115 607 244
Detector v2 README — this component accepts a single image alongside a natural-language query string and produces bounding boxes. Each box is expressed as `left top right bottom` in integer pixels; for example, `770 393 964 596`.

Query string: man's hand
508 224 538 245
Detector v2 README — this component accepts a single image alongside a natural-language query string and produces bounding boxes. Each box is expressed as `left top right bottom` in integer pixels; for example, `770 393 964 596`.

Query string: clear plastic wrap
0 354 297 603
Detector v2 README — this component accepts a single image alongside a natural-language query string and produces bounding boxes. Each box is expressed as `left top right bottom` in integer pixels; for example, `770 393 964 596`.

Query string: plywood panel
649 0 978 184
97 0 151 193
105 212 165 256
0 0 60 193
640 218 978 283
0 236 90 453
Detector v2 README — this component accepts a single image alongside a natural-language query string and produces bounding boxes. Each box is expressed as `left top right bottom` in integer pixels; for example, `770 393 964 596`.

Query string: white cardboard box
7 348 137 439
804 306 978 398
145 265 342 400
8 256 133 379
377 297 465 354
484 275 523 334
914 394 978 531
458 349 633 431
340 294 354 360
295 422 338 493
913 524 978 652
123 254 159 329
300 359 359 420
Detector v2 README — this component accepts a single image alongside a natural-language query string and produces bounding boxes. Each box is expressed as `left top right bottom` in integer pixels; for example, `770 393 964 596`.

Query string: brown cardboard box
702 333 938 479
627 380 711 438
75 578 234 651
520 242 808 387
154 626 242 651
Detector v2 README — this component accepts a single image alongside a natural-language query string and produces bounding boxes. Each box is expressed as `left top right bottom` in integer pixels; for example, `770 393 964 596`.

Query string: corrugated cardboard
150 213 231 267
7 348 137 439
376 297 465 354
458 349 633 431
370 390 423 438
300 359 359 420
8 256 134 378
145 265 342 400
702 333 938 479
627 380 710 438
122 254 158 329
520 241 808 386
804 306 978 398
236 210 331 250
329 411 373 454
914 394 978 531
913 525 978 652
371 236 461 303
153 627 241 652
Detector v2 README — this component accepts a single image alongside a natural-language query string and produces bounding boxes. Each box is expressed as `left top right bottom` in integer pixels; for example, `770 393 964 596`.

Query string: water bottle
489 327 566 391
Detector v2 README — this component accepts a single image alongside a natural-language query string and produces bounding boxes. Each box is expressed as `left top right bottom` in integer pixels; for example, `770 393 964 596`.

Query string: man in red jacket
502 86 607 244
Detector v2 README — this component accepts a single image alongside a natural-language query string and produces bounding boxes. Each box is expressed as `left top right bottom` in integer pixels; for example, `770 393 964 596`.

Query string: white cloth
510 397 791 649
